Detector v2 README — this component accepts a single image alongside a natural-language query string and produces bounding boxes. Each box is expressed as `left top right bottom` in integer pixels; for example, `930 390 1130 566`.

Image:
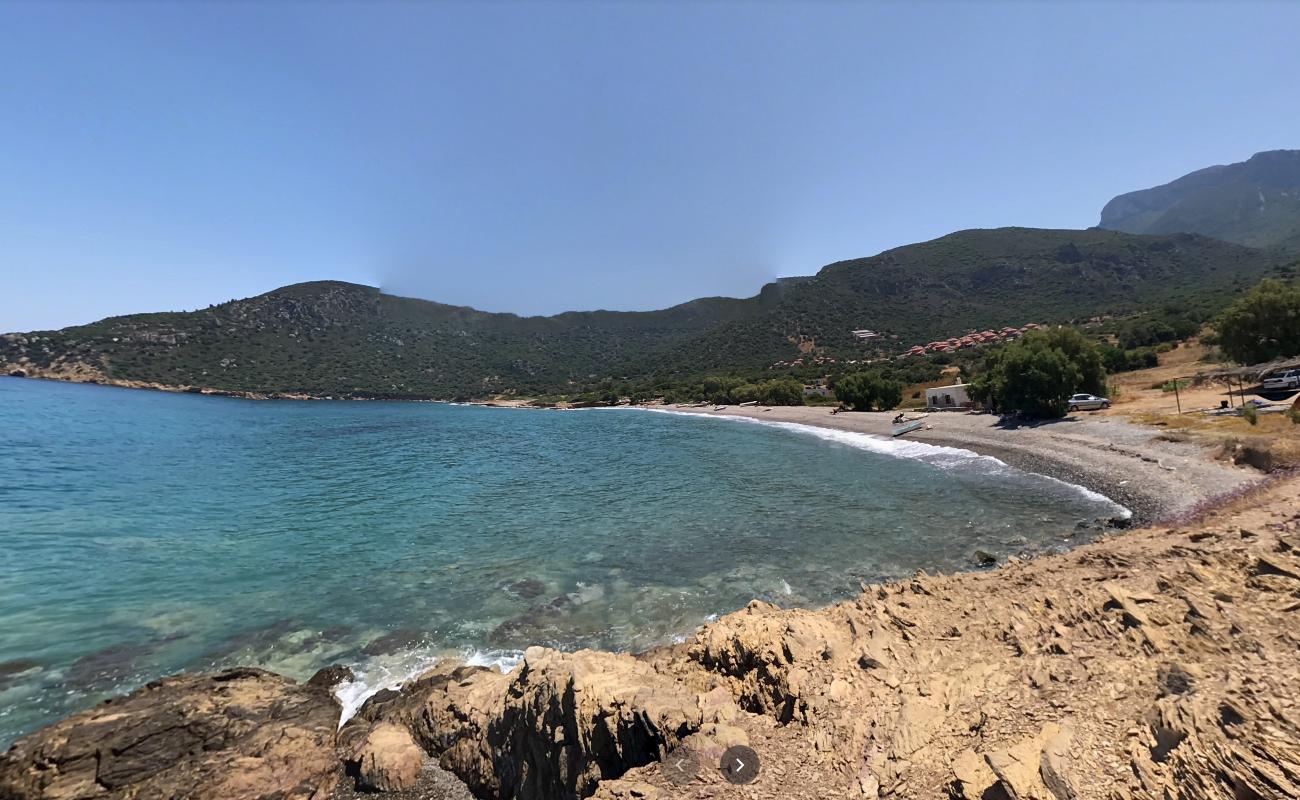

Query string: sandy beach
659 405 1257 525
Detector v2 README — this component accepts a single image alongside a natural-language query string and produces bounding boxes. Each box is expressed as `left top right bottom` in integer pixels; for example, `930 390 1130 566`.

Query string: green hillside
1 228 1282 398
645 228 1279 377
1099 150 1300 250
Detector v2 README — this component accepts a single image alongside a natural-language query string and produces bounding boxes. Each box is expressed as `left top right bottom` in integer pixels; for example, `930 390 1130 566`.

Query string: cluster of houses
770 355 875 370
898 323 1044 358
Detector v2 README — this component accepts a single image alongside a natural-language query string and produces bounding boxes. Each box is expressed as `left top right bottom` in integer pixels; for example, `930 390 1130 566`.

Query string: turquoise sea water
0 378 1126 746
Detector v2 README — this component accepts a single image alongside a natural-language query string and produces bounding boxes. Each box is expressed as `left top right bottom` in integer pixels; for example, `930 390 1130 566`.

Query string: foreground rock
0 668 341 800
350 723 423 792
341 646 730 799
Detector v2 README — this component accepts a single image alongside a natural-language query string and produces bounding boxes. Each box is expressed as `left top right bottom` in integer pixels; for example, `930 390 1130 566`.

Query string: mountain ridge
1099 149 1300 250
3 227 1285 399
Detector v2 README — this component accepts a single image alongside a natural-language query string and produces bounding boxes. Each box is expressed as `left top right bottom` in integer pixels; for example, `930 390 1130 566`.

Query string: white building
925 381 972 410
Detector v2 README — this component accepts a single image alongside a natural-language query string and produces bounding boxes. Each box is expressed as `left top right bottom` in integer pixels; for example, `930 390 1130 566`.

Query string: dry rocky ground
4 474 1299 800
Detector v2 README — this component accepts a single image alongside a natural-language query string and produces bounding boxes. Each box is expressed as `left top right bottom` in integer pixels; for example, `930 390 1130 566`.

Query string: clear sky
3 1 1298 331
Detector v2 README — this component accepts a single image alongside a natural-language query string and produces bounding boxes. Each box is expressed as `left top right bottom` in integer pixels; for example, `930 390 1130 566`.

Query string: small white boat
891 420 924 437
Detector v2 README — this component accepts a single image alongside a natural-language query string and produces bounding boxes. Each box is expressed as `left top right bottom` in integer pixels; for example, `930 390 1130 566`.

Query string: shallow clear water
0 378 1126 745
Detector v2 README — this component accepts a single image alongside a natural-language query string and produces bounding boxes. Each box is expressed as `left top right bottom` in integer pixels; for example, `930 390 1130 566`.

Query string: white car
1262 369 1300 391
1068 393 1110 411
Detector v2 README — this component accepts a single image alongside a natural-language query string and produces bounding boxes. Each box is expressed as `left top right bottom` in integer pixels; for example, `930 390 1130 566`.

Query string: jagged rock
974 550 998 567
409 647 702 799
984 722 1069 800
0 668 341 800
350 722 423 792
338 662 490 753
857 768 881 797
1156 663 1194 697
1038 724 1077 800
594 781 660 800
950 749 999 798
306 663 356 692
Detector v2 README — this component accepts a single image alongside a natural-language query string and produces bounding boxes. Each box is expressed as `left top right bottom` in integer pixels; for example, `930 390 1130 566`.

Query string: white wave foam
465 648 525 672
334 647 525 728
616 407 1130 517
334 648 441 727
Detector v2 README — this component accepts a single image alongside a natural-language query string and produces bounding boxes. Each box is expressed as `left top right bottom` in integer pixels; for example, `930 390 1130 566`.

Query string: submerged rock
361 627 425 657
503 578 547 599
0 668 342 800
0 659 41 691
62 641 159 692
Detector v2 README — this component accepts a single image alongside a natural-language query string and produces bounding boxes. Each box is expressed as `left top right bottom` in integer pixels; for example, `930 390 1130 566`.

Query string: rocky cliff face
1100 149 1300 250
404 647 714 799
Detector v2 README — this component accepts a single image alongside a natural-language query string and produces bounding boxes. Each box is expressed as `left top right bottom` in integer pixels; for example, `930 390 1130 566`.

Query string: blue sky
2 1 1298 331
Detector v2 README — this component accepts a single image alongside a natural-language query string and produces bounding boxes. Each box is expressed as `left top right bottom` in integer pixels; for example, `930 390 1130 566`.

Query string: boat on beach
891 419 925 437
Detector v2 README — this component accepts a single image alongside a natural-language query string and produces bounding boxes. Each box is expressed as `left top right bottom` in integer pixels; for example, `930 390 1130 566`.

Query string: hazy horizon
3 1 1299 331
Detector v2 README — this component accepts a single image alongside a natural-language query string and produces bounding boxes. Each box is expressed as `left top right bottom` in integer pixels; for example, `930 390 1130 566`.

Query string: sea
0 377 1127 746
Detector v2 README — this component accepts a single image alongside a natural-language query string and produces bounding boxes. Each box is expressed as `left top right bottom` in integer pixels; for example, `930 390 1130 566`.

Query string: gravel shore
658 405 1256 525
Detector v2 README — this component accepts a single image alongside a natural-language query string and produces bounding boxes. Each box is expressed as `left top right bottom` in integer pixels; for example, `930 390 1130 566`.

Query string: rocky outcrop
349 723 423 792
0 668 341 800
409 646 715 799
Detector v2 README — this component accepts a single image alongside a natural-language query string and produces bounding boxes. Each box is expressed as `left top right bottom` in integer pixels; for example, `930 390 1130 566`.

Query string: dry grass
1097 339 1300 469
1105 340 1244 417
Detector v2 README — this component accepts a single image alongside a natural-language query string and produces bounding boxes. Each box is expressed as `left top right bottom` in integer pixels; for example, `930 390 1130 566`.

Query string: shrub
755 378 805 406
1217 278 1300 364
1242 403 1258 426
834 372 903 411
1289 403 1300 425
968 327 1106 418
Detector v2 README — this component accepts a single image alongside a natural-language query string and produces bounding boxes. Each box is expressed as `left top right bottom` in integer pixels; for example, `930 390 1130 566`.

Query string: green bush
1217 278 1300 364
968 327 1106 418
834 372 903 411
1288 403 1300 425
755 378 806 406
1242 403 1258 425
1101 345 1158 373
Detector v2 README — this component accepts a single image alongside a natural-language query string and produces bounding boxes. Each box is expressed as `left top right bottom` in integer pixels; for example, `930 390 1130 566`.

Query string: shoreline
648 404 1258 526
5 373 1259 524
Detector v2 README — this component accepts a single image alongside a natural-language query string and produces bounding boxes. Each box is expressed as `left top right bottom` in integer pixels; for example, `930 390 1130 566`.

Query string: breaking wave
618 407 1131 518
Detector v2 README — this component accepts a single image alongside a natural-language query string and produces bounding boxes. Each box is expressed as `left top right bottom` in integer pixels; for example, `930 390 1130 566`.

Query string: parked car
1262 369 1300 391
1067 393 1110 411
